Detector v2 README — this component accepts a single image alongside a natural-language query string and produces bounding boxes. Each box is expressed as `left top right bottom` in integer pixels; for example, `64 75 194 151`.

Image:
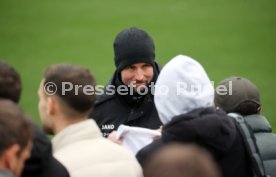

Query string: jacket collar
52 119 102 152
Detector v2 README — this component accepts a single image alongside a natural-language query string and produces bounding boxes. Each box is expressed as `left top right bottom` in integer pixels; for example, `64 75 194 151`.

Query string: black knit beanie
114 27 155 71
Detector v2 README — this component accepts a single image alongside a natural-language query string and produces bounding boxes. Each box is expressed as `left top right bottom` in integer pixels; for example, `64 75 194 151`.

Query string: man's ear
258 106 262 114
4 144 21 172
47 96 57 115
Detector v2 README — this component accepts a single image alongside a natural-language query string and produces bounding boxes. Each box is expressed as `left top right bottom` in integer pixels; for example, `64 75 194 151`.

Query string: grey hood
154 55 214 124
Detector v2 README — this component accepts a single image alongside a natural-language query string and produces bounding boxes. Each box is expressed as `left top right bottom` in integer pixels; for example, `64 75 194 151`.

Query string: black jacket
22 128 70 177
245 114 276 177
90 62 162 137
137 107 253 177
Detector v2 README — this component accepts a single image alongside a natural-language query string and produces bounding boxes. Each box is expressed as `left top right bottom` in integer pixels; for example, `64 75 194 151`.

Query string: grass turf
0 0 275 131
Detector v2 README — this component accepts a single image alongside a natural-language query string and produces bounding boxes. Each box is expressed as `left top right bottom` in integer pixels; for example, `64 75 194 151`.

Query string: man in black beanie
90 27 162 137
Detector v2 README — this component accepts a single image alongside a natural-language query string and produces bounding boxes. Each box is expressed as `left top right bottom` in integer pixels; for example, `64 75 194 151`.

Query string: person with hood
90 27 162 137
215 76 276 177
136 55 252 177
0 60 70 177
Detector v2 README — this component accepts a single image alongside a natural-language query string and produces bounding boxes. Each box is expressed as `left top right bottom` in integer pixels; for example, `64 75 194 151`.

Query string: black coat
90 62 162 137
22 128 70 177
137 107 253 177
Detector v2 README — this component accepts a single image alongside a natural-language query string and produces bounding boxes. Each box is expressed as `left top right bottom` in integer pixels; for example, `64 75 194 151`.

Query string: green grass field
1 0 276 131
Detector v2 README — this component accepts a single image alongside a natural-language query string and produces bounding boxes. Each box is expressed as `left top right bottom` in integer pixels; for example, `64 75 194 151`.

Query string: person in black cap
214 76 261 115
0 60 70 177
90 27 162 137
214 76 276 177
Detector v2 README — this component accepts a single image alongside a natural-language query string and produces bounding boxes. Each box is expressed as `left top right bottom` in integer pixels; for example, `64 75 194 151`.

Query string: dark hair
0 60 22 103
43 64 96 113
0 99 34 156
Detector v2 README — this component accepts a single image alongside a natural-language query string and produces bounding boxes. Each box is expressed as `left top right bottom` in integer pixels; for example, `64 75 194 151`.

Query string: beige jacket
52 119 143 177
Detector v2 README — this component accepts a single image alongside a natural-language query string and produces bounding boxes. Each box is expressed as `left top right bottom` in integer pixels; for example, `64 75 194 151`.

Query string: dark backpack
228 113 269 177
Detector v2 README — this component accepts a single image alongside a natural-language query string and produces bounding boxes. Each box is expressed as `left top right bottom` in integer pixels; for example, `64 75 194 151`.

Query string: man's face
121 62 154 91
38 80 54 134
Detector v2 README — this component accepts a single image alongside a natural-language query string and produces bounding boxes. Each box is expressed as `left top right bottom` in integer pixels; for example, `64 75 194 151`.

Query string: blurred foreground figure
143 143 221 177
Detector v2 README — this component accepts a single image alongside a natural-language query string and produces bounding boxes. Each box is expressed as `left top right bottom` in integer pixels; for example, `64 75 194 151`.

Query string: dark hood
162 107 237 155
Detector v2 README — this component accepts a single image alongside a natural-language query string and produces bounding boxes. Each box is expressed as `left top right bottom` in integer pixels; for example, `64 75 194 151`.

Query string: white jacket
52 119 143 177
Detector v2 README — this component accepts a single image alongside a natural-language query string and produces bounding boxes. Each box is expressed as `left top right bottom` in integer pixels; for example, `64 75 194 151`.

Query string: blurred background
1 0 275 131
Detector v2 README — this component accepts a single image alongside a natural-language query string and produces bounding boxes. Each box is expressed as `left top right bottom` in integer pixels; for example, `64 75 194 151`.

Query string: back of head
43 64 96 115
143 143 221 177
154 55 214 124
0 99 34 158
214 76 261 116
0 60 22 103
114 27 155 72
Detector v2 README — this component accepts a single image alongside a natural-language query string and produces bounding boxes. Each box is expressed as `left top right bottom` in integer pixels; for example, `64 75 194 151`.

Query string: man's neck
54 116 88 135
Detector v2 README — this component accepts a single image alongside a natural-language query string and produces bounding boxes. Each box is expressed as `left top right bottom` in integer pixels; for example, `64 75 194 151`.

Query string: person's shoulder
94 92 116 105
91 88 122 124
168 107 234 127
136 139 164 165
162 108 237 151
244 114 272 133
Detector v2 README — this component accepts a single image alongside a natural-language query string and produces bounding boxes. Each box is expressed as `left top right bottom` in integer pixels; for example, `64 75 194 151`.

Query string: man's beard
130 80 148 92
